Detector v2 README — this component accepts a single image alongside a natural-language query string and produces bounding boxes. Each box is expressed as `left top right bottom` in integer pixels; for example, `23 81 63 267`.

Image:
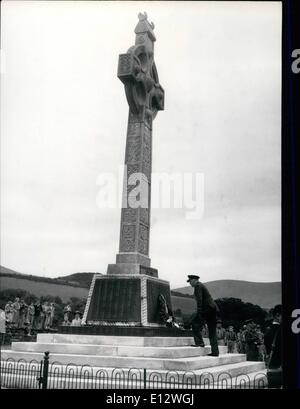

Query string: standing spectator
216 320 226 346
12 297 20 328
18 299 27 329
62 315 71 326
63 304 72 323
5 301 14 325
256 324 265 361
264 304 282 389
34 301 42 330
44 302 52 330
49 303 55 328
225 326 237 353
244 319 260 361
240 325 247 354
27 302 35 334
23 301 29 328
40 302 47 330
71 311 82 326
237 329 244 353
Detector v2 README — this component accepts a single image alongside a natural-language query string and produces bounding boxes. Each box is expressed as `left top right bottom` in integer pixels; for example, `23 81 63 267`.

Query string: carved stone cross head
117 13 164 119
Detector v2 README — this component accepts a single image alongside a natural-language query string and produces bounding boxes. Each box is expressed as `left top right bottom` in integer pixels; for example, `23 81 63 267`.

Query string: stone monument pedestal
107 251 158 277
82 273 172 328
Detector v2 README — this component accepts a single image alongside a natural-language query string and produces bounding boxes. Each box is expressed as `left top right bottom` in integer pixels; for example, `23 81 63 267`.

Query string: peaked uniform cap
187 275 200 282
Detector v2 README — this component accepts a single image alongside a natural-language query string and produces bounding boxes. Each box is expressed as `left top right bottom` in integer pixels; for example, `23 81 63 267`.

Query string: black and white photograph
0 0 285 391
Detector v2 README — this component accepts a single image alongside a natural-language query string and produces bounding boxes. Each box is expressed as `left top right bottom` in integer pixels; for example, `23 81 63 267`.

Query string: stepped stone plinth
1 333 266 388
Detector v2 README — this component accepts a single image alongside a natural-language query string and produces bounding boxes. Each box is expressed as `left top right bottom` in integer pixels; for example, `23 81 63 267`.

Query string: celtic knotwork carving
138 224 149 254
122 207 138 223
120 224 136 252
140 207 149 225
143 128 151 162
126 164 141 198
128 122 141 136
126 135 141 163
127 164 140 180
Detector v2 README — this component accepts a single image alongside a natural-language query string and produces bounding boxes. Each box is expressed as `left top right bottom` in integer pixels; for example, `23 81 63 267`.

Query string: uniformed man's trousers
191 314 219 356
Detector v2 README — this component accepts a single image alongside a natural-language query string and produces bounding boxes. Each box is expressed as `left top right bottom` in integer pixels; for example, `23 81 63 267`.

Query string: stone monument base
82 273 172 327
1 333 267 389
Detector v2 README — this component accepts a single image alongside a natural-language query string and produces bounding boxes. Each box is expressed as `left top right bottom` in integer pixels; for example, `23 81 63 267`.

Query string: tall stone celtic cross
107 12 164 277
84 14 172 327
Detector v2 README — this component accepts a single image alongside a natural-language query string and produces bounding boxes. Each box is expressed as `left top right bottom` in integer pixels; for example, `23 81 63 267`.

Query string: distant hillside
0 266 21 277
171 295 196 316
0 265 89 288
174 280 281 309
56 273 96 288
0 266 89 302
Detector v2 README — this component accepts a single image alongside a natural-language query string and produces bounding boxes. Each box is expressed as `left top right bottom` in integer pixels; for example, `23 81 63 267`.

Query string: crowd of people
4 298 85 333
4 298 56 333
215 319 266 361
61 305 83 327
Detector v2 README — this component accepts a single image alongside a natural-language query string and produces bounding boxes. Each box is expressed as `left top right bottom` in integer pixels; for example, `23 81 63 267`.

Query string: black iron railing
0 352 268 389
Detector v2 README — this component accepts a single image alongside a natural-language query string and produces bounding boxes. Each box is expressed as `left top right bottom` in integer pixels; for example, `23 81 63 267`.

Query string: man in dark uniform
240 324 247 353
216 320 226 346
187 274 220 356
225 325 237 353
244 318 260 361
34 301 42 330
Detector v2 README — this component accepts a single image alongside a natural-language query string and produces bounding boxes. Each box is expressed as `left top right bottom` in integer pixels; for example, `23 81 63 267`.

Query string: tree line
175 297 269 330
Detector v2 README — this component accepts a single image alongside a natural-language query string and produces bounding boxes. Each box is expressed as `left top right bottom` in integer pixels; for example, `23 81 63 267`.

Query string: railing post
143 368 147 389
41 351 50 389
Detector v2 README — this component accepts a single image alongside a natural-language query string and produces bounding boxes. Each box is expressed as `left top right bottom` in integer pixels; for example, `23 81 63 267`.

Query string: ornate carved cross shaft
109 13 164 276
84 14 172 327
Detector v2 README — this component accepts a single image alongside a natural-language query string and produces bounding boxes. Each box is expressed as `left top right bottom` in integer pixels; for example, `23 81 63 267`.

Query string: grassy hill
171 295 196 316
56 272 96 288
174 280 281 309
0 265 91 287
0 266 89 302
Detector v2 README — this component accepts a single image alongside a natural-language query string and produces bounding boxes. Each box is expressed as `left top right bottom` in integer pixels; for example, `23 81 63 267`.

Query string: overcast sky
0 1 281 288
